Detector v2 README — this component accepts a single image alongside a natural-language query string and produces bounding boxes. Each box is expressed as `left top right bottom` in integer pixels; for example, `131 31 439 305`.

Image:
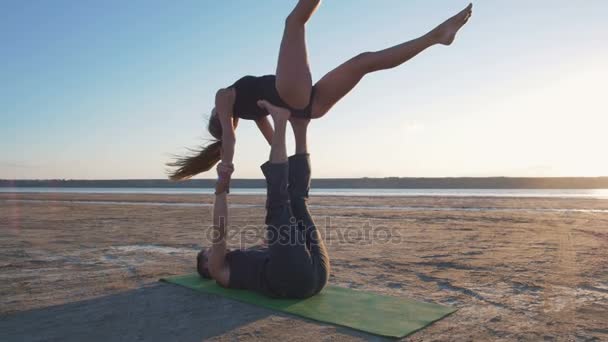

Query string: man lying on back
197 100 330 298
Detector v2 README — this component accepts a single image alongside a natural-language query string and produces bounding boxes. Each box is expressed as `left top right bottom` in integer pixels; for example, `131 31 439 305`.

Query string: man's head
197 248 211 279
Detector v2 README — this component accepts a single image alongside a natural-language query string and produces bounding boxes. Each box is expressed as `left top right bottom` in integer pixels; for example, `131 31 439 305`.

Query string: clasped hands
215 161 234 195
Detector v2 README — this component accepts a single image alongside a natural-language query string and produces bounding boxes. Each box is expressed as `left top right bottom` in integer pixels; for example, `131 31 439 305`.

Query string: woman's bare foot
257 100 291 123
431 3 473 46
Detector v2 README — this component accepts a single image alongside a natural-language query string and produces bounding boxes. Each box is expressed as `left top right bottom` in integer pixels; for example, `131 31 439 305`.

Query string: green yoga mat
161 274 455 338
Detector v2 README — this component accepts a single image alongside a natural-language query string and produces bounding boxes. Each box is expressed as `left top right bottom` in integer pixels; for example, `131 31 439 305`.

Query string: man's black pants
261 154 330 298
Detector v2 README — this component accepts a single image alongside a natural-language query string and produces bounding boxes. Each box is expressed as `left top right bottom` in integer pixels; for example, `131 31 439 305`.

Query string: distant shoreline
1 177 608 189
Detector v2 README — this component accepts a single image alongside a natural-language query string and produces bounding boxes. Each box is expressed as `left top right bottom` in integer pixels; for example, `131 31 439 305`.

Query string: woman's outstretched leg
275 0 321 109
311 3 473 118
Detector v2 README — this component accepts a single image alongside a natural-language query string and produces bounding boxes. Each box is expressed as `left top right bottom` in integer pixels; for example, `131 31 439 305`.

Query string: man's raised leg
289 118 330 294
259 100 291 226
258 101 316 298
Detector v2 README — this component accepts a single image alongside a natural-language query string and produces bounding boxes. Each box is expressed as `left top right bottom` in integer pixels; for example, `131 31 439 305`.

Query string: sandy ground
1 192 607 341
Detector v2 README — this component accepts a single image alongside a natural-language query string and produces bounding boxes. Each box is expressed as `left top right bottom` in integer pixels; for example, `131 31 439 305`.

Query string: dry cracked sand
1 192 607 341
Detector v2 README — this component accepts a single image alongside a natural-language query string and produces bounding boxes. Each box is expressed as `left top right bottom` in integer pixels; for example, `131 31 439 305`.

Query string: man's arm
207 189 230 287
255 116 274 145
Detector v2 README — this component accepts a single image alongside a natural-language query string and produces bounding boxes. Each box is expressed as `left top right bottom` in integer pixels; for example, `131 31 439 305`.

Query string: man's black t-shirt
226 248 274 296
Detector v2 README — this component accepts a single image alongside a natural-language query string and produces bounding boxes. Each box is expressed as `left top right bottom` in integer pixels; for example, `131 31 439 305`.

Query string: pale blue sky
1 1 607 179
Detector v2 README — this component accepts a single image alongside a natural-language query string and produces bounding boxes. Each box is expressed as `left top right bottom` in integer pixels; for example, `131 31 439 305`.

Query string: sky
1 0 607 179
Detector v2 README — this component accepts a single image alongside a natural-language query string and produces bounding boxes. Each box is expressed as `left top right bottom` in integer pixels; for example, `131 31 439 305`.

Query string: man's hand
215 161 234 194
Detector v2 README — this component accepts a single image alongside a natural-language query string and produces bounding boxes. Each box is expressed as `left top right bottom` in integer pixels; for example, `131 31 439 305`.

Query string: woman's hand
215 161 234 194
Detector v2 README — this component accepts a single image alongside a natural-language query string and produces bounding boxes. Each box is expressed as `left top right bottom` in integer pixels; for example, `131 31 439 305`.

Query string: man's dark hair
197 249 211 279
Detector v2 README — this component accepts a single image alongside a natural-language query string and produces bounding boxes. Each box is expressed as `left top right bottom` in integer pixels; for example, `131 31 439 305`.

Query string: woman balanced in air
169 1 473 190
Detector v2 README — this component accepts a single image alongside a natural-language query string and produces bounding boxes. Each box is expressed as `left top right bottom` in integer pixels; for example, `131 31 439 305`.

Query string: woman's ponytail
167 140 222 180
167 110 224 180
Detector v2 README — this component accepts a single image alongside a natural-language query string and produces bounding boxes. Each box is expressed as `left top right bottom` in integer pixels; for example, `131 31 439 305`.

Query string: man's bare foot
431 3 473 46
257 100 291 123
289 116 310 129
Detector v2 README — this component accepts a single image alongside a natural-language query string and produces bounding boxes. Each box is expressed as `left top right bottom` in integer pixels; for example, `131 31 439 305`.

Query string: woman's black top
228 75 314 120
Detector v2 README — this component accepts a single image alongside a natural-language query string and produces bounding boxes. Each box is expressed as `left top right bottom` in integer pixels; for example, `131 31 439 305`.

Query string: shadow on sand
1 283 272 341
0 283 390 342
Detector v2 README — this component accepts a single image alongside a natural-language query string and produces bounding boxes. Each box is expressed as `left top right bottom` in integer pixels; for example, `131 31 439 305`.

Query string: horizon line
2 176 608 181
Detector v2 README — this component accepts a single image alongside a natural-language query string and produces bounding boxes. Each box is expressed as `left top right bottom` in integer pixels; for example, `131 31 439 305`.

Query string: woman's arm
215 88 236 164
215 88 237 193
255 116 274 145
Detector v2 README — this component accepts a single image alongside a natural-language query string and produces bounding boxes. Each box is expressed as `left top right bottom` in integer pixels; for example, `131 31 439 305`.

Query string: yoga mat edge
160 274 456 338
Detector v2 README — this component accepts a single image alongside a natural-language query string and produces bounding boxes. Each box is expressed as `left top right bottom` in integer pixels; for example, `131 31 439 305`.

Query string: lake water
1 187 608 199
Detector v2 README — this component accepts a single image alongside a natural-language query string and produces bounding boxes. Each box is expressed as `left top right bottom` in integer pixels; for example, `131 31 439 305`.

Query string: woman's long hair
167 111 223 181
